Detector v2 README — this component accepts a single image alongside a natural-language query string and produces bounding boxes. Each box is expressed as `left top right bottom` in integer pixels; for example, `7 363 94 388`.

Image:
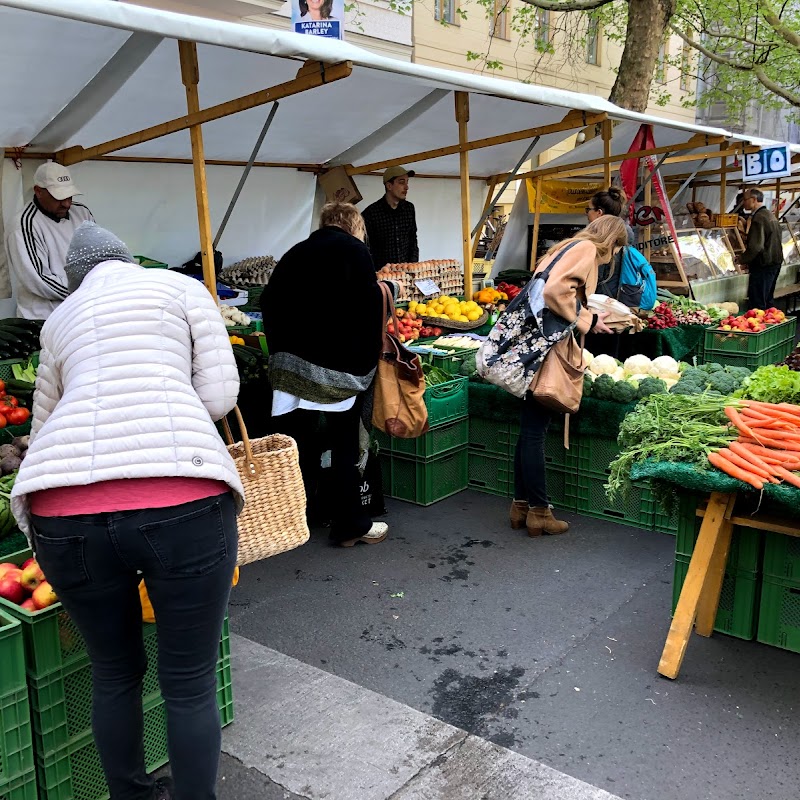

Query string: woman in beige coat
511 215 628 537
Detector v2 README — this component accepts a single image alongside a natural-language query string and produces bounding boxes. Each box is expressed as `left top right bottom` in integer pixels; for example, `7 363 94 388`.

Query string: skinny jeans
513 393 553 507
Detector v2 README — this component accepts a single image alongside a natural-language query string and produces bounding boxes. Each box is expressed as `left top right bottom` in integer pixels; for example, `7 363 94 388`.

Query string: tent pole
456 92 473 298
602 119 612 186
719 143 727 215
776 178 782 216
179 41 217 298
472 176 499 260
530 176 542 271
644 180 652 263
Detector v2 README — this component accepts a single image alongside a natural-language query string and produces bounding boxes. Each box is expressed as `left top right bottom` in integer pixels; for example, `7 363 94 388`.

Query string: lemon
467 310 481 321
439 295 451 304
457 314 470 322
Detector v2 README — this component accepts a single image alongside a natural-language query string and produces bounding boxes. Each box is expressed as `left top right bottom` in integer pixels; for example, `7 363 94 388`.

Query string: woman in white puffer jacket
12 222 244 800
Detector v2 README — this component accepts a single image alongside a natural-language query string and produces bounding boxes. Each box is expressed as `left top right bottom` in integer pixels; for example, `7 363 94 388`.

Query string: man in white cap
362 166 418 269
5 162 93 319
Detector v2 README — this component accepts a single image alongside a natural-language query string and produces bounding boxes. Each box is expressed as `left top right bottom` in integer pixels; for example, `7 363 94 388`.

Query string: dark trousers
513 394 552 507
31 493 238 800
272 398 372 543
748 265 781 310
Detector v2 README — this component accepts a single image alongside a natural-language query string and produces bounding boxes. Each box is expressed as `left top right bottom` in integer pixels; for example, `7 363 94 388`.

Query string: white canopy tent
0 0 787 313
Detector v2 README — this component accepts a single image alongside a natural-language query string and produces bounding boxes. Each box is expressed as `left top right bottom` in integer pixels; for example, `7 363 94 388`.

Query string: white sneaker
339 522 389 547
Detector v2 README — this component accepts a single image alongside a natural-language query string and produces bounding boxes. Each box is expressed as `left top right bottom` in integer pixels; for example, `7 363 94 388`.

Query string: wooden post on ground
456 92 473 298
530 176 542 270
179 41 217 298
602 119 612 187
720 143 727 216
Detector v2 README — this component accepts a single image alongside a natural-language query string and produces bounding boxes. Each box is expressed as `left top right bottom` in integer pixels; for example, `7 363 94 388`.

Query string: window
656 41 667 84
435 0 457 24
586 18 600 65
680 35 693 91
491 0 510 39
535 9 550 50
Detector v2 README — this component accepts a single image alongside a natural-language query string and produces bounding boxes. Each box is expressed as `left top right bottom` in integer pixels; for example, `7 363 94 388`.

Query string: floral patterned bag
476 243 581 398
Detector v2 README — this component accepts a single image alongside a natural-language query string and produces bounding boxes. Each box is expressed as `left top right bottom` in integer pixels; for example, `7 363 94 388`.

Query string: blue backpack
598 246 657 311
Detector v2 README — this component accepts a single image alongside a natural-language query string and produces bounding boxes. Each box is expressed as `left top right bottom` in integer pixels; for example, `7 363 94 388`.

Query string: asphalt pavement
224 490 800 800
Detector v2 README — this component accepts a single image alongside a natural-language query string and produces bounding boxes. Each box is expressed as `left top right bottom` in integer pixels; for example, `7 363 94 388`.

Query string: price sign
742 145 793 182
414 279 440 296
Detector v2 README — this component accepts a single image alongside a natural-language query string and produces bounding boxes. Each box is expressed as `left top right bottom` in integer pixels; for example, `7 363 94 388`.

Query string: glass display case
779 222 800 264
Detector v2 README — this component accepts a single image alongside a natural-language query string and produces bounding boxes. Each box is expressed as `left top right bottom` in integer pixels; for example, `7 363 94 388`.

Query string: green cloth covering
0 529 28 559
630 459 800 513
467 382 635 438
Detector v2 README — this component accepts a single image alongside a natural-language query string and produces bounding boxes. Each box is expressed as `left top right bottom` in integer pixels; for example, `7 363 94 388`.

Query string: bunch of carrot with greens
710 402 800 490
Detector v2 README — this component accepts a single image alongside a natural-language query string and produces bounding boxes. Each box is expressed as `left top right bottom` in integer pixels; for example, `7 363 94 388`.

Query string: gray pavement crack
386 733 470 799
219 751 312 800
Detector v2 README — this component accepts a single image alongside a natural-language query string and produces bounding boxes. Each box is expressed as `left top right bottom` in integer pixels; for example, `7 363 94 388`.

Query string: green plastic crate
544 429 580 471
575 436 620 478
421 350 463 375
424 376 468 427
546 466 578 512
375 418 468 459
702 340 794 370
0 361 24 384
673 555 759 640
468 418 519 459
241 286 265 313
28 624 160 756
757 576 800 652
0 611 25 699
467 450 513 497
133 255 168 269
0 689 33 789
652 497 679 535
674 501 761 572
762 532 800 582
575 474 655 528
0 770 37 800
381 448 468 505
703 316 796 355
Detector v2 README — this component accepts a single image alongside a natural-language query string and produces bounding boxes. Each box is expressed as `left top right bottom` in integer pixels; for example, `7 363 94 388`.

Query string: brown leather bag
528 332 586 415
372 283 430 438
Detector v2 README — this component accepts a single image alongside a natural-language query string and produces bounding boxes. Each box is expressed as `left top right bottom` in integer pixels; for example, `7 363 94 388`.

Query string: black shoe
153 776 174 800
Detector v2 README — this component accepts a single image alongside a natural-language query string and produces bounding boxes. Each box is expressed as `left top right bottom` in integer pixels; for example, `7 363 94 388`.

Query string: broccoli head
591 373 616 401
707 371 737 395
611 380 638 404
670 380 702 395
458 352 477 377
725 366 752 383
700 362 725 373
680 367 706 385
637 376 668 399
583 373 594 394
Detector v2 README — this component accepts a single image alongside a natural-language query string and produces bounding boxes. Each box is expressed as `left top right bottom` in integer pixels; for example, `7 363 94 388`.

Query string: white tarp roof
0 0 752 178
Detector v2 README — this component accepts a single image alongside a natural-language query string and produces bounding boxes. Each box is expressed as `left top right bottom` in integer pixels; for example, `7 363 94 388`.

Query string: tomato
0 415 7 429
0 380 5 393
0 396 18 409
7 408 29 426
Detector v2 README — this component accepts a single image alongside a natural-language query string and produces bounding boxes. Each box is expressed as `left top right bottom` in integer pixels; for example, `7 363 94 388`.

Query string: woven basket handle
222 405 261 477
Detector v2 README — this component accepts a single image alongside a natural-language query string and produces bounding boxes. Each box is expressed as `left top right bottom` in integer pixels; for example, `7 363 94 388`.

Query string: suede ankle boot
509 500 529 530
526 506 569 537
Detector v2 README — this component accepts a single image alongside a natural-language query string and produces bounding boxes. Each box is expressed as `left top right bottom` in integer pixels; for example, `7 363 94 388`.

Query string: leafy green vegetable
11 358 36 384
422 363 452 386
669 362 750 396
637 376 667 399
734 365 800 405
458 352 477 377
606 394 739 500
591 374 615 401
611 380 638 404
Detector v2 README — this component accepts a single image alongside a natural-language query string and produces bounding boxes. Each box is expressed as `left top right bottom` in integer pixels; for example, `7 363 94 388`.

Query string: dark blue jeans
513 394 552 507
748 264 781 310
31 493 238 800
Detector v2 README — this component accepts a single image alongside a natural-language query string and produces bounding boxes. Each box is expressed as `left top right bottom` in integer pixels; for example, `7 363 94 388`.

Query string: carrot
740 406 772 420
708 451 764 490
724 406 760 439
718 448 775 481
742 402 800 424
735 442 800 467
774 466 800 489
730 441 780 471
749 436 800 452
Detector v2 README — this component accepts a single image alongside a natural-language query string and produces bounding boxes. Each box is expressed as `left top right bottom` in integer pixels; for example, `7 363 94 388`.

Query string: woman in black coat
262 203 389 547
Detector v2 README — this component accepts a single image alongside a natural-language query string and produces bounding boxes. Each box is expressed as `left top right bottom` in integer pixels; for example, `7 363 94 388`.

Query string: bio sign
742 145 792 183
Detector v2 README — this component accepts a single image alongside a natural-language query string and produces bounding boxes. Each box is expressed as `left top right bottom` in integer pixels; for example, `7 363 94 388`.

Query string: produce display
421 364 452 386
218 255 276 288
735 365 800 405
495 282 521 300
716 307 786 333
388 309 425 342
0 381 31 429
670 363 751 396
780 343 800 371
232 344 268 385
585 353 682 402
645 302 679 330
0 319 42 361
0 438 27 542
377 261 462 302
430 335 482 350
0 553 57 610
411 297 485 324
220 306 251 328
472 288 508 312
662 297 712 326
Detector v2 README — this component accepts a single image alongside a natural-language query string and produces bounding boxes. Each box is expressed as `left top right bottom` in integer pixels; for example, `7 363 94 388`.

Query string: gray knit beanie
64 221 135 293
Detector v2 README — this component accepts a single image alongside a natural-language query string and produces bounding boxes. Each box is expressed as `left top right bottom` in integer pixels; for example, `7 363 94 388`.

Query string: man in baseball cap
362 165 418 269
5 163 93 319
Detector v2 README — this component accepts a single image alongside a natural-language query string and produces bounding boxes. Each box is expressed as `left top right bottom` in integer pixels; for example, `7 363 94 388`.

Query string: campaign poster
291 0 345 39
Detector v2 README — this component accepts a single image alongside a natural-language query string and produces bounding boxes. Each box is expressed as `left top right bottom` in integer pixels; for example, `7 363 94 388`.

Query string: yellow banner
527 179 605 214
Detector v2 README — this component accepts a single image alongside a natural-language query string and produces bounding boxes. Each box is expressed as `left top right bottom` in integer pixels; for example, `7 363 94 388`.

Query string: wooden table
658 491 799 680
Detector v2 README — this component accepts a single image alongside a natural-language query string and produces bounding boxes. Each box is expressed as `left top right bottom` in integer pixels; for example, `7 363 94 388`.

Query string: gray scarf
64 221 135 293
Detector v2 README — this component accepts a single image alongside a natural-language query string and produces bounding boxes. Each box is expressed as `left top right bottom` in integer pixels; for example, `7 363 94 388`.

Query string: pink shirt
30 478 230 517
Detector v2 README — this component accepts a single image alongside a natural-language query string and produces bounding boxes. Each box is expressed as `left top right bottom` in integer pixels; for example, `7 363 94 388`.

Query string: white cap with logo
33 163 82 201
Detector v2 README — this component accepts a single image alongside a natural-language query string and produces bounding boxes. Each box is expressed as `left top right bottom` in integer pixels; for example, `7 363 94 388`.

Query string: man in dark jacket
741 188 784 309
362 166 419 269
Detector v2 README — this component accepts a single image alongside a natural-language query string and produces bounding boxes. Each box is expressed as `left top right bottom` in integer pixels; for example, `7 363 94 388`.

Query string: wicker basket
222 407 309 564
418 310 489 331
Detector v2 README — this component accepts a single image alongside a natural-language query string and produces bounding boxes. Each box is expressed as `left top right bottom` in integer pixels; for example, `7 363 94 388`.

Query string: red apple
0 571 25 604
32 582 57 610
21 558 36 570
0 563 18 580
20 562 44 593
20 598 36 612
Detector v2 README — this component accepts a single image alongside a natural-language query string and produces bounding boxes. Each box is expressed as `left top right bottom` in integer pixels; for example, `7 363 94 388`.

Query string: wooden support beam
456 93 473 298
719 143 727 214
530 176 542 271
602 119 612 187
57 59 353 166
178 41 216 297
348 111 607 177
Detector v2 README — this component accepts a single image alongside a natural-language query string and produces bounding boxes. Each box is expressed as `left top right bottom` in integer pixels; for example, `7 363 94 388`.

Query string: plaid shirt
362 197 419 268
